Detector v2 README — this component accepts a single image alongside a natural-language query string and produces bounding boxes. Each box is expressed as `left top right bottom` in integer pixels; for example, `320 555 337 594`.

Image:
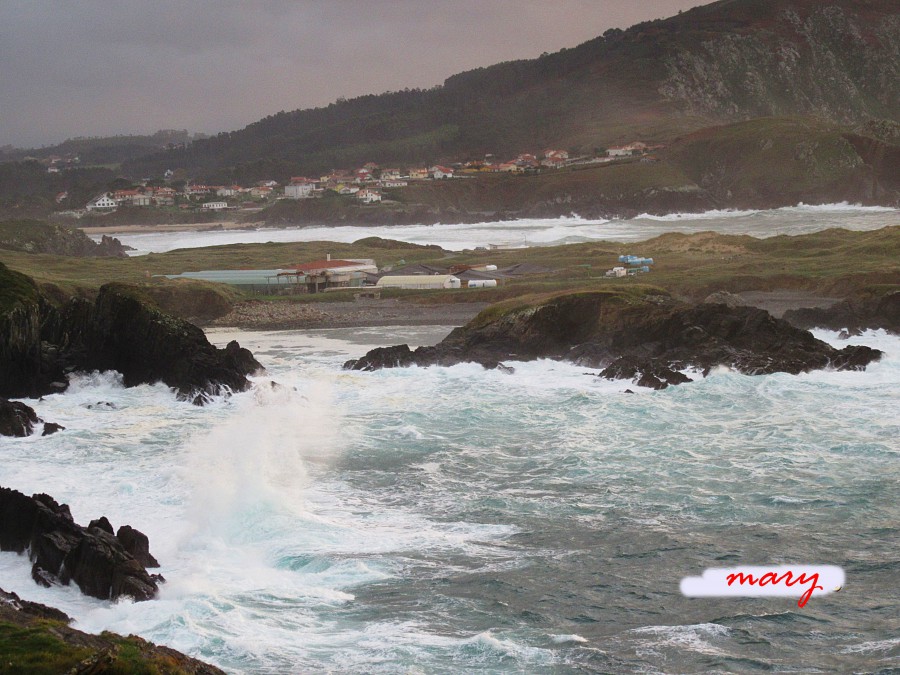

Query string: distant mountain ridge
123 0 899 182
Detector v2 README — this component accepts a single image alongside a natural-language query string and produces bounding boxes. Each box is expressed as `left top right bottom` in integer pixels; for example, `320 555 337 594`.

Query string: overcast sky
0 1 700 149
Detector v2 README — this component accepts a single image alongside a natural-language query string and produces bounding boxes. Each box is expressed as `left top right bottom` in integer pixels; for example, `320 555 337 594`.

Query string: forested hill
124 0 899 183
1 130 207 167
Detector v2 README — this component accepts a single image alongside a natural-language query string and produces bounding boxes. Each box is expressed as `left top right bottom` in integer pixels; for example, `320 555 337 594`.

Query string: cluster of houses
81 140 662 213
283 162 460 203
43 154 81 173
84 181 284 211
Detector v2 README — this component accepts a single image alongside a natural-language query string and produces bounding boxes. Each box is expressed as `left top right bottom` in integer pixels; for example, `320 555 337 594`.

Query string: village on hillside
62 142 663 216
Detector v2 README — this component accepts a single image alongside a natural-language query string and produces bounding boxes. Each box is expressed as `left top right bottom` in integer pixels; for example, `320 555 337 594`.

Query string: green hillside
123 0 899 183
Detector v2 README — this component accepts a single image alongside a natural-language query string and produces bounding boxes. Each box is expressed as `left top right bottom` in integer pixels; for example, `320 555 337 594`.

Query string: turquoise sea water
1 324 897 673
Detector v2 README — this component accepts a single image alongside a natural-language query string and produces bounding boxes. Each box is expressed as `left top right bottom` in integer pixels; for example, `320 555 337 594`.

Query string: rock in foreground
344 290 881 388
0 486 161 601
0 587 225 674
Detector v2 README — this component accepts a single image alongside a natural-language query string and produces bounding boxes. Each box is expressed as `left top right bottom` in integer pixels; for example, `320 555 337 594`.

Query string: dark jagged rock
343 344 416 371
0 263 263 403
783 290 900 335
0 397 40 437
344 290 882 389
0 486 160 601
0 587 71 622
41 421 65 435
0 587 226 674
117 525 160 568
89 516 114 535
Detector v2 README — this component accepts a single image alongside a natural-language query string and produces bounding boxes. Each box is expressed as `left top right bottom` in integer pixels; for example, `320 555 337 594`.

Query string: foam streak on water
1 326 898 673
93 204 898 255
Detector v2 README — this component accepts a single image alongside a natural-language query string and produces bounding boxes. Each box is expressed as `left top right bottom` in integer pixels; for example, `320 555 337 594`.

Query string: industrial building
376 275 461 290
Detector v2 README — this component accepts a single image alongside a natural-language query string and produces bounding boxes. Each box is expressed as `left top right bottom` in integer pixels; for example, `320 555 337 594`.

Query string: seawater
92 204 899 255
1 326 898 673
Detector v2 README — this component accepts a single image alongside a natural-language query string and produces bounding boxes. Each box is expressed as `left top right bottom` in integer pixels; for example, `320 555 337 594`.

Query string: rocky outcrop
0 587 225 674
116 525 160 568
0 263 262 402
0 487 161 601
0 398 40 437
344 290 882 388
0 220 129 257
783 290 900 335
0 397 64 437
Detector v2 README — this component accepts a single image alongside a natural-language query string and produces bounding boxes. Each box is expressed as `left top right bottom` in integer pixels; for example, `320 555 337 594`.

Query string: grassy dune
1 227 897 322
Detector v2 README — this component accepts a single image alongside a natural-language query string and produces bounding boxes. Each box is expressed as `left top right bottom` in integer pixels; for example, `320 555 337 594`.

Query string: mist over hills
120 0 898 183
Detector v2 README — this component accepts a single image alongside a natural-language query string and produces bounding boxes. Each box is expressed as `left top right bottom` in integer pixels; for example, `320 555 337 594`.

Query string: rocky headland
344 289 882 389
0 262 262 415
783 289 900 335
0 220 130 257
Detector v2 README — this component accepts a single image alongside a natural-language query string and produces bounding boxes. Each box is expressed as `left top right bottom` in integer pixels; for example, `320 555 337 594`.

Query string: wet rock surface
0 264 262 403
0 486 160 601
0 397 40 437
783 290 900 335
345 291 882 388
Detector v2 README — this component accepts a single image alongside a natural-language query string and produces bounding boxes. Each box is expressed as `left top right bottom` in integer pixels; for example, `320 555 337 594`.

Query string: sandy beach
78 221 264 235
204 290 839 331
208 298 491 330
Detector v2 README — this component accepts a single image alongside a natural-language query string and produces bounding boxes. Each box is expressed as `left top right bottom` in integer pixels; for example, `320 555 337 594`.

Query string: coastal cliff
0 487 160 602
0 262 261 406
344 289 881 388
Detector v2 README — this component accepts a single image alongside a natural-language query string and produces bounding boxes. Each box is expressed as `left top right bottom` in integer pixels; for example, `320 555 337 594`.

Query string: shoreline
202 291 838 332
78 220 265 235
75 202 898 237
206 298 491 331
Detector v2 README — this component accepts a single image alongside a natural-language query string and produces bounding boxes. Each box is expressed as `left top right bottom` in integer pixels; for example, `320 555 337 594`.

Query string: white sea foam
1 324 898 672
95 204 897 255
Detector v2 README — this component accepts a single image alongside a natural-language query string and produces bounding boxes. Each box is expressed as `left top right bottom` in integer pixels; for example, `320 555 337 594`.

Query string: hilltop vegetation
123 0 899 183
257 116 899 225
0 129 205 167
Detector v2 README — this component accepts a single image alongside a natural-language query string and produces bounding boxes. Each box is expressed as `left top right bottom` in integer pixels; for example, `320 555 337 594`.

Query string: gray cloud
0 1 699 148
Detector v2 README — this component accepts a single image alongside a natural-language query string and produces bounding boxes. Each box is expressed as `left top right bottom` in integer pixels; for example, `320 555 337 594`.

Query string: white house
202 201 228 210
430 165 454 179
606 146 632 157
86 195 117 211
285 181 315 199
357 188 382 203
217 186 236 197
